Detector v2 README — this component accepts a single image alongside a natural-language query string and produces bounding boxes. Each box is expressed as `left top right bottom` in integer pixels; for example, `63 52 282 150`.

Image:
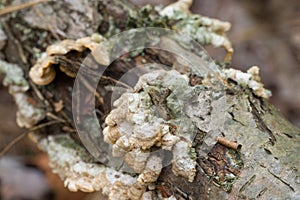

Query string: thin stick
79 76 104 105
0 132 27 158
0 0 49 16
29 81 51 108
46 112 67 123
101 75 132 89
2 22 28 64
0 121 61 158
60 110 74 127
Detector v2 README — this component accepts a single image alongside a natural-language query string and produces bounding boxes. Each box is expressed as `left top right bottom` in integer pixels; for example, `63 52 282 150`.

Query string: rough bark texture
0 0 299 199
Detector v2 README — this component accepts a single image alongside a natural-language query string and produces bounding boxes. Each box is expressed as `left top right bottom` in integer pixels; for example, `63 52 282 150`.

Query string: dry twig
0 0 49 16
0 120 61 158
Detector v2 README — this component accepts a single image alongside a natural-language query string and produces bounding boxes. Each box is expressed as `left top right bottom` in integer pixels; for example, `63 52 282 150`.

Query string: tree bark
0 0 299 199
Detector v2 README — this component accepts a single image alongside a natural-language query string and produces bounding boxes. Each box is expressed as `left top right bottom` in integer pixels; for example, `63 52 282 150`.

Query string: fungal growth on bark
224 66 272 99
38 62 287 199
104 70 199 183
160 0 193 17
27 0 234 87
1 0 299 199
29 34 108 85
40 134 147 200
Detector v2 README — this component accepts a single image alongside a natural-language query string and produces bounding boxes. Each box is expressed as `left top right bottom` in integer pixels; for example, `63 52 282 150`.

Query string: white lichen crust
0 60 45 128
104 70 198 184
160 0 193 17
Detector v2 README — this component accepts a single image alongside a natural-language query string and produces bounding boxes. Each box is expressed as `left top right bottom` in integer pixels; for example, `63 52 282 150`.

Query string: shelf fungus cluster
29 33 109 85
103 70 199 184
40 134 149 200
41 133 185 199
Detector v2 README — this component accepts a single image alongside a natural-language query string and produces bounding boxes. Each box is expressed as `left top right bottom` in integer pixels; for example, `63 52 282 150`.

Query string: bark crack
249 99 277 144
238 175 256 193
267 169 295 192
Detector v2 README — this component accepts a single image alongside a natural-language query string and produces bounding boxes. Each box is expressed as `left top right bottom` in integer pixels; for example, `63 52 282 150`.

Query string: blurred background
0 0 299 199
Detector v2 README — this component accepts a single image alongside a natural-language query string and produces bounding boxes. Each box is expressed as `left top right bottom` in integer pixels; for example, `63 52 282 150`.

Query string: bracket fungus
29 54 57 86
40 134 147 200
29 34 108 85
104 70 199 183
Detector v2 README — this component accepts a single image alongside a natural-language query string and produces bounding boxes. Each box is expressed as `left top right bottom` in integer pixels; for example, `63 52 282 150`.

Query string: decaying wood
0 0 299 199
